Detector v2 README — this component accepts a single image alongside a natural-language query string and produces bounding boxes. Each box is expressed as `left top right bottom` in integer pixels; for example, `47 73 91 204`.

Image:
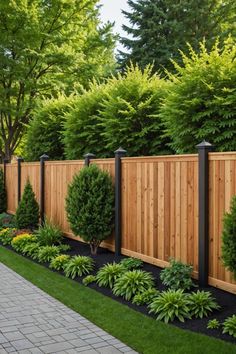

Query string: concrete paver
0 263 138 354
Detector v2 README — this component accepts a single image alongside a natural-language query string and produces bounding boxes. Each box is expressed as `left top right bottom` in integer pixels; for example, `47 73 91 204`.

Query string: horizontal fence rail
3 148 236 294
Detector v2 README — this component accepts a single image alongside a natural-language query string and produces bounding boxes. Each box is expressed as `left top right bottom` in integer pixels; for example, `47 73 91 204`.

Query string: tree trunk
90 240 100 255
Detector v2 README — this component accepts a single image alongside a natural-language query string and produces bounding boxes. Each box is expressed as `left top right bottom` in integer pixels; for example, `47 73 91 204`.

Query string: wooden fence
2 150 236 294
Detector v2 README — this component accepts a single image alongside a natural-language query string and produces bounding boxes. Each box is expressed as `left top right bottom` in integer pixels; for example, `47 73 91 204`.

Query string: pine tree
119 0 235 74
222 196 236 279
15 180 39 230
0 168 6 213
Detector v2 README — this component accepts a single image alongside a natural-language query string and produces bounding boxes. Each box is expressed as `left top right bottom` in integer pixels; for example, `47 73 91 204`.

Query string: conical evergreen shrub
222 195 236 278
15 179 39 229
0 168 6 213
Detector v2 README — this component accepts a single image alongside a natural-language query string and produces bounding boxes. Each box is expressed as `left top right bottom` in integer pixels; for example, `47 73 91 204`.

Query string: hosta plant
148 289 191 323
50 255 71 271
59 244 71 252
188 291 220 319
82 275 97 286
132 288 159 306
21 242 40 259
222 315 236 338
160 258 194 291
96 263 125 288
207 319 220 330
37 246 60 263
120 257 143 270
35 220 63 246
113 270 154 301
11 234 36 253
64 256 94 279
0 228 16 245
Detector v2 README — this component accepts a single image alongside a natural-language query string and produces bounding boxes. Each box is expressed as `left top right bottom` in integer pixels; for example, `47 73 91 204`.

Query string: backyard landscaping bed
1 235 236 345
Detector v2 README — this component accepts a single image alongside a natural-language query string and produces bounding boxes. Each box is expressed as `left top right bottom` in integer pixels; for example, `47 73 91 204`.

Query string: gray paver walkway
0 263 138 354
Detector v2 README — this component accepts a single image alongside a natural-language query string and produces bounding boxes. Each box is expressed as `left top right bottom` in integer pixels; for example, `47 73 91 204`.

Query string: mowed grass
0 246 236 354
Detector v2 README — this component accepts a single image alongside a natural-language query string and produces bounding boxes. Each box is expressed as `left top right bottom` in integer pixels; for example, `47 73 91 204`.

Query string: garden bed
2 236 236 344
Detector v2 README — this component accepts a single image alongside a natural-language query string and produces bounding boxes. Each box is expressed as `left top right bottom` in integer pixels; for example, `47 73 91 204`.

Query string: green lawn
0 246 235 354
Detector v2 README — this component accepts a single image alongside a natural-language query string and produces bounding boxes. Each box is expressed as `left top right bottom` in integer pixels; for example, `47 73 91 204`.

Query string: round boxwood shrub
15 179 39 230
66 164 114 255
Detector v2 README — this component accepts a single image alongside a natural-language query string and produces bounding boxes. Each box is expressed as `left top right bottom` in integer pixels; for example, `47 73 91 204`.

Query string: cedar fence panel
5 163 18 214
21 162 40 203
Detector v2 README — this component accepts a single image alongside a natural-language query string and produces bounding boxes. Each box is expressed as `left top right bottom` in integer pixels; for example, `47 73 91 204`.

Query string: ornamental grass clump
64 256 94 279
96 262 125 288
37 245 60 263
35 219 63 246
113 270 154 301
148 289 191 323
188 291 220 319
66 164 114 255
15 179 39 229
0 228 16 245
49 255 70 271
11 233 36 253
160 258 194 291
222 315 236 338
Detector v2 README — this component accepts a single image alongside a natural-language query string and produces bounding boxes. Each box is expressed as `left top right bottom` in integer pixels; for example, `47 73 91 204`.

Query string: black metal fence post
84 153 95 166
114 147 127 256
17 157 24 204
40 154 49 224
3 158 9 188
196 140 214 287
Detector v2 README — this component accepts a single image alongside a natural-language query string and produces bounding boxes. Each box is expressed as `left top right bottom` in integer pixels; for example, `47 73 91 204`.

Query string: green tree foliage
63 83 110 160
160 38 236 153
100 65 171 156
0 0 115 160
221 196 236 278
15 180 39 229
66 164 114 255
119 0 235 74
0 168 6 213
24 95 77 161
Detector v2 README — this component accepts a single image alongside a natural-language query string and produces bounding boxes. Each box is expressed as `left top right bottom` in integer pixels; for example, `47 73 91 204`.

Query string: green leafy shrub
207 319 220 330
35 220 63 246
24 96 77 161
64 256 94 279
160 258 194 291
37 245 60 263
96 263 125 288
15 180 39 229
0 228 16 245
0 168 6 213
222 315 236 338
82 275 97 286
66 164 114 255
148 289 191 323
161 38 236 153
100 65 171 156
11 233 36 253
63 82 110 159
132 288 159 306
21 242 40 259
120 257 143 270
0 213 15 229
222 195 236 278
113 270 154 301
59 244 71 252
188 291 220 319
49 254 70 271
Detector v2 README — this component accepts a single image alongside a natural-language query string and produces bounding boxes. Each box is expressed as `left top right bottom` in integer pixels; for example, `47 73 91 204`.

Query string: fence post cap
40 154 49 161
16 156 24 162
83 153 96 159
114 147 127 156
196 140 214 150
3 158 9 163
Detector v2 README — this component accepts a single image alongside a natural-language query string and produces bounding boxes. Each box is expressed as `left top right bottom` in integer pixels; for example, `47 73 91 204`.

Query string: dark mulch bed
3 237 236 344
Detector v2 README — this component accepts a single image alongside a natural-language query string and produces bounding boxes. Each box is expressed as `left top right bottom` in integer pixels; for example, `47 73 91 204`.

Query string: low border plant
37 246 60 263
222 314 236 338
82 275 97 286
132 288 159 306
64 256 94 279
188 290 220 319
207 319 220 330
49 254 71 271
0 228 16 245
11 234 36 253
120 257 143 270
96 262 125 288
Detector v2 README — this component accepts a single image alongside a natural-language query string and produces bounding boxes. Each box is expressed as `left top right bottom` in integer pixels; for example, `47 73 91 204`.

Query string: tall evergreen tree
119 0 235 73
